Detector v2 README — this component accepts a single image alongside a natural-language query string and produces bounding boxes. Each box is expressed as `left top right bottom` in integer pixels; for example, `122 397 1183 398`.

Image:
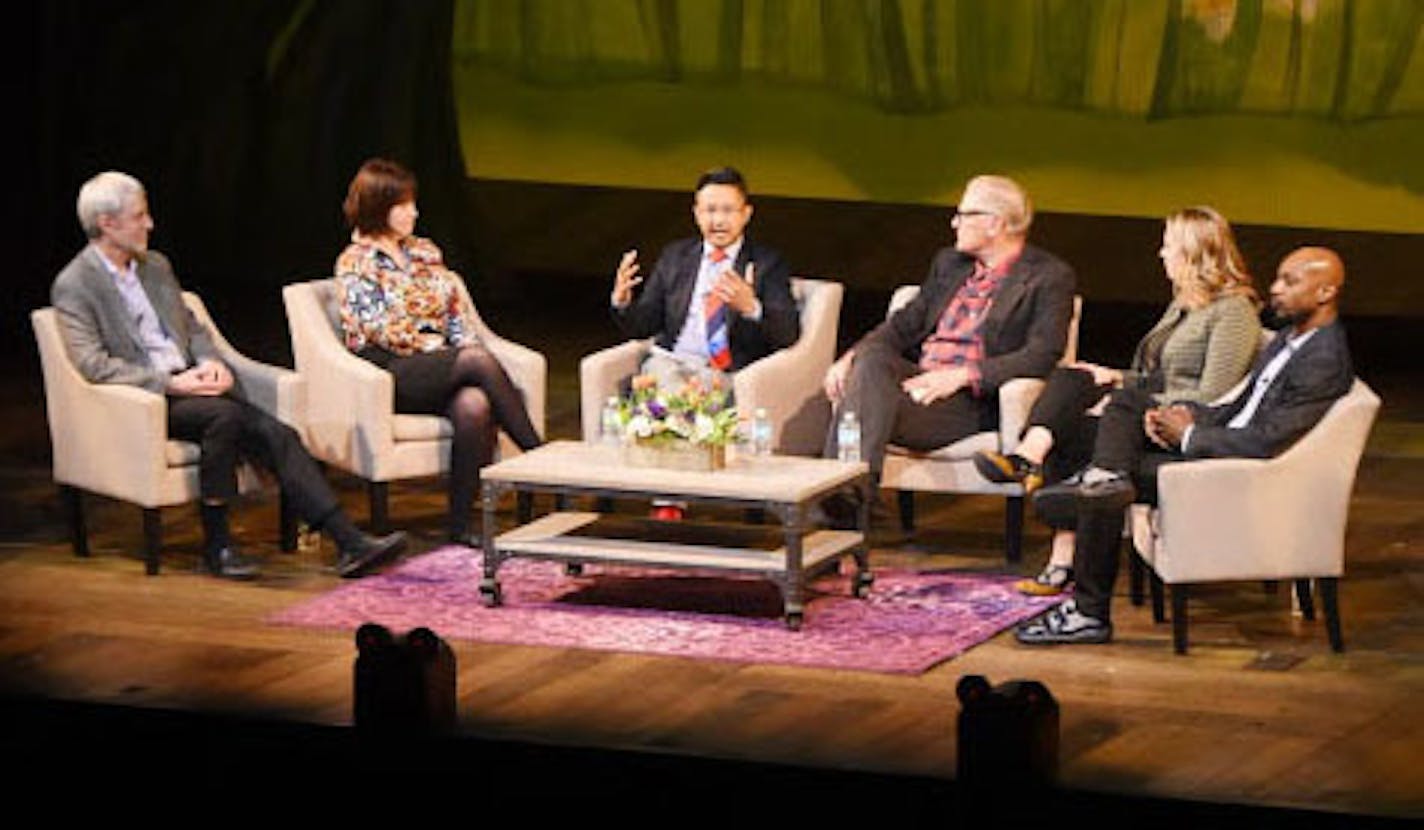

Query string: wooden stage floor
1 326 1420 824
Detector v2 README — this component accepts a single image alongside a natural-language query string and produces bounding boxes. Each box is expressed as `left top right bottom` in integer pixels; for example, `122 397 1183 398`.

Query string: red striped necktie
704 247 732 370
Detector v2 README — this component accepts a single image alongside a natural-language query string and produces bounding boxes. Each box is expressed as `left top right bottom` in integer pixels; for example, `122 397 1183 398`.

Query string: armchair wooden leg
278 489 298 553
1294 579 1316 621
368 481 389 534
1004 496 1024 565
1319 577 1345 652
60 485 88 558
1144 572 1167 623
1170 584 1189 654
1127 546 1145 607
516 492 533 524
896 490 915 534
1149 571 1166 623
142 508 162 576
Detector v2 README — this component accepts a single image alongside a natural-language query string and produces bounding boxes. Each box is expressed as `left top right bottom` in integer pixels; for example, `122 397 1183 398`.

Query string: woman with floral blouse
336 158 542 544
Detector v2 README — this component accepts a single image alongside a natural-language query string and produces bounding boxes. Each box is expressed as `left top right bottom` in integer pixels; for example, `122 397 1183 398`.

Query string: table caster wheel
853 572 875 598
479 583 503 607
784 612 804 631
565 562 584 576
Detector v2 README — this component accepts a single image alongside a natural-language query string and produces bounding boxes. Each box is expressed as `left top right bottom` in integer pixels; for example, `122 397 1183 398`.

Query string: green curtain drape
452 0 1423 121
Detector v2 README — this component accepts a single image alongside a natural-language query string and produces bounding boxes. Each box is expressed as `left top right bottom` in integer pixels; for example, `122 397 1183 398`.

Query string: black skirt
355 346 459 415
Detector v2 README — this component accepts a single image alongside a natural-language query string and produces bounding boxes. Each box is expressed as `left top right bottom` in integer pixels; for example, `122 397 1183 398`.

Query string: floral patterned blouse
335 235 475 356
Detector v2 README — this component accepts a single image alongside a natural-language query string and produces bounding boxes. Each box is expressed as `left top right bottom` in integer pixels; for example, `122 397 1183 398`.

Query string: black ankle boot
320 512 408 578
199 503 260 580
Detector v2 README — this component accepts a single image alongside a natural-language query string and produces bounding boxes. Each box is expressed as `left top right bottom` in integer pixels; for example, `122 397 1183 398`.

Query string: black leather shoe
202 547 261 581
1031 481 1079 529
336 531 408 578
1077 476 1137 512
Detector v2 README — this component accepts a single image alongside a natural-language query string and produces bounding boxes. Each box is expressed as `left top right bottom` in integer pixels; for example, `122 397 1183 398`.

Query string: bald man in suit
1019 247 1355 644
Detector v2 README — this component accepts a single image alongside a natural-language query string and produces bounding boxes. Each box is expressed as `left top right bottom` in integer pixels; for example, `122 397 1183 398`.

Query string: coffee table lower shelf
481 511 872 629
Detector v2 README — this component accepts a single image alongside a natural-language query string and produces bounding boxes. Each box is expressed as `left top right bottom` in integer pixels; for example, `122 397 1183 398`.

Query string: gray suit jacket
51 246 218 394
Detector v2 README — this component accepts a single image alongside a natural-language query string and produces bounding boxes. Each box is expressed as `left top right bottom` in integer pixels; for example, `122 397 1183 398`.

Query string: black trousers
167 395 340 527
1024 367 1107 486
823 340 993 478
1068 386 1177 623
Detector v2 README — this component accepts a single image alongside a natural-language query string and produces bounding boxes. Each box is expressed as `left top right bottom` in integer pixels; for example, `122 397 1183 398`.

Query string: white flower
627 414 655 438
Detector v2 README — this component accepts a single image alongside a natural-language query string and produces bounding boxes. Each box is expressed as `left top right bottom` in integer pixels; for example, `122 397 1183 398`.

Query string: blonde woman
975 206 1261 595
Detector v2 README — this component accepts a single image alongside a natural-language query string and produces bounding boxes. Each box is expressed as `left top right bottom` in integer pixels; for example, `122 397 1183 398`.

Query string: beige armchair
32 294 305 575
1128 379 1380 654
879 287 1082 563
579 277 843 456
282 278 546 531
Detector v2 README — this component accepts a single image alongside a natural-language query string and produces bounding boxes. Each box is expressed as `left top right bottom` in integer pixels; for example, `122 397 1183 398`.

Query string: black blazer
1185 320 1354 459
859 244 1077 392
611 237 799 372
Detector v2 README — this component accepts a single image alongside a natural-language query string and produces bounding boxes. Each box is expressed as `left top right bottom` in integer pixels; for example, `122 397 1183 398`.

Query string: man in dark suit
1018 246 1355 644
610 166 799 384
51 171 406 580
822 175 1077 482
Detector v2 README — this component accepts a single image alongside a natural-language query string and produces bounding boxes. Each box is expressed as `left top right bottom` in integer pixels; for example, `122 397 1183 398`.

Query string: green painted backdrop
450 0 1424 233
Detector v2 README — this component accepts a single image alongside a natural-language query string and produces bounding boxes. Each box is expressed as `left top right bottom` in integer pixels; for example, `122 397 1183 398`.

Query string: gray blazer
1124 293 1262 405
51 246 218 394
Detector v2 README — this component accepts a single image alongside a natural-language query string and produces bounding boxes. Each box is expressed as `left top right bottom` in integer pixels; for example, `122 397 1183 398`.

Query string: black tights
446 347 542 538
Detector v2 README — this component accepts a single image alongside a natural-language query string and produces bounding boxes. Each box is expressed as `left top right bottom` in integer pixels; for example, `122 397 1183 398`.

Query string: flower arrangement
617 375 741 448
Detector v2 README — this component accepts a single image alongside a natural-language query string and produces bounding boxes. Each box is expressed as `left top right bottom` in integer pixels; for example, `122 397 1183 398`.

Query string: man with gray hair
52 171 406 580
821 175 1076 515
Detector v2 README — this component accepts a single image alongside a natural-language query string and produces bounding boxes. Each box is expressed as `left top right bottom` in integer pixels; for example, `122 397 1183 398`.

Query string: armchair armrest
733 333 829 453
579 339 650 440
58 382 172 506
997 377 1046 454
483 333 548 439
216 344 306 431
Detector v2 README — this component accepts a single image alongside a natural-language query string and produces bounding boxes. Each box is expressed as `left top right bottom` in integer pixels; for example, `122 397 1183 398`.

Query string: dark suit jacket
611 237 800 372
51 246 217 394
860 244 1077 393
1184 320 1354 459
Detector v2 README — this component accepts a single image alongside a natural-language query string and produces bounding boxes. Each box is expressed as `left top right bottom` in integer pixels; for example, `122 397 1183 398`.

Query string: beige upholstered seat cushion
392 414 454 442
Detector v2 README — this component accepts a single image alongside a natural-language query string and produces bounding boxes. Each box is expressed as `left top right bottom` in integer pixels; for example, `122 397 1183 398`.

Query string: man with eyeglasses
611 165 799 389
610 165 799 519
821 175 1076 517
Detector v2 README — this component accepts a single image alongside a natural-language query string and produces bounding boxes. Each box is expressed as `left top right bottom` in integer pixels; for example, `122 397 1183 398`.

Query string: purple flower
648 400 668 418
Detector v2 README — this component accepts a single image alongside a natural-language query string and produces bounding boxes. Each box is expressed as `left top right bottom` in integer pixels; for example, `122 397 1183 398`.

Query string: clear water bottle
751 407 773 456
600 396 622 445
837 410 862 463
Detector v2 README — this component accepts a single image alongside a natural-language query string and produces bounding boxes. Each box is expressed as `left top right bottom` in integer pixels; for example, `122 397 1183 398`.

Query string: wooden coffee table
478 441 873 629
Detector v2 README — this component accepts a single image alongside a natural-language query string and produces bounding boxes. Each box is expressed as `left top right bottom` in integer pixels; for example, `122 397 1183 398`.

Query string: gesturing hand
713 262 757 315
612 249 642 306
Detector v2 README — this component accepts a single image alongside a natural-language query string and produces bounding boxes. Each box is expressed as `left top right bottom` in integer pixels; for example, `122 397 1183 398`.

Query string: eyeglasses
951 207 995 226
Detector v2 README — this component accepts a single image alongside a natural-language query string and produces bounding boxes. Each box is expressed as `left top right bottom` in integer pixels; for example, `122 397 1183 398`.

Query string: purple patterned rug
268 547 1062 674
